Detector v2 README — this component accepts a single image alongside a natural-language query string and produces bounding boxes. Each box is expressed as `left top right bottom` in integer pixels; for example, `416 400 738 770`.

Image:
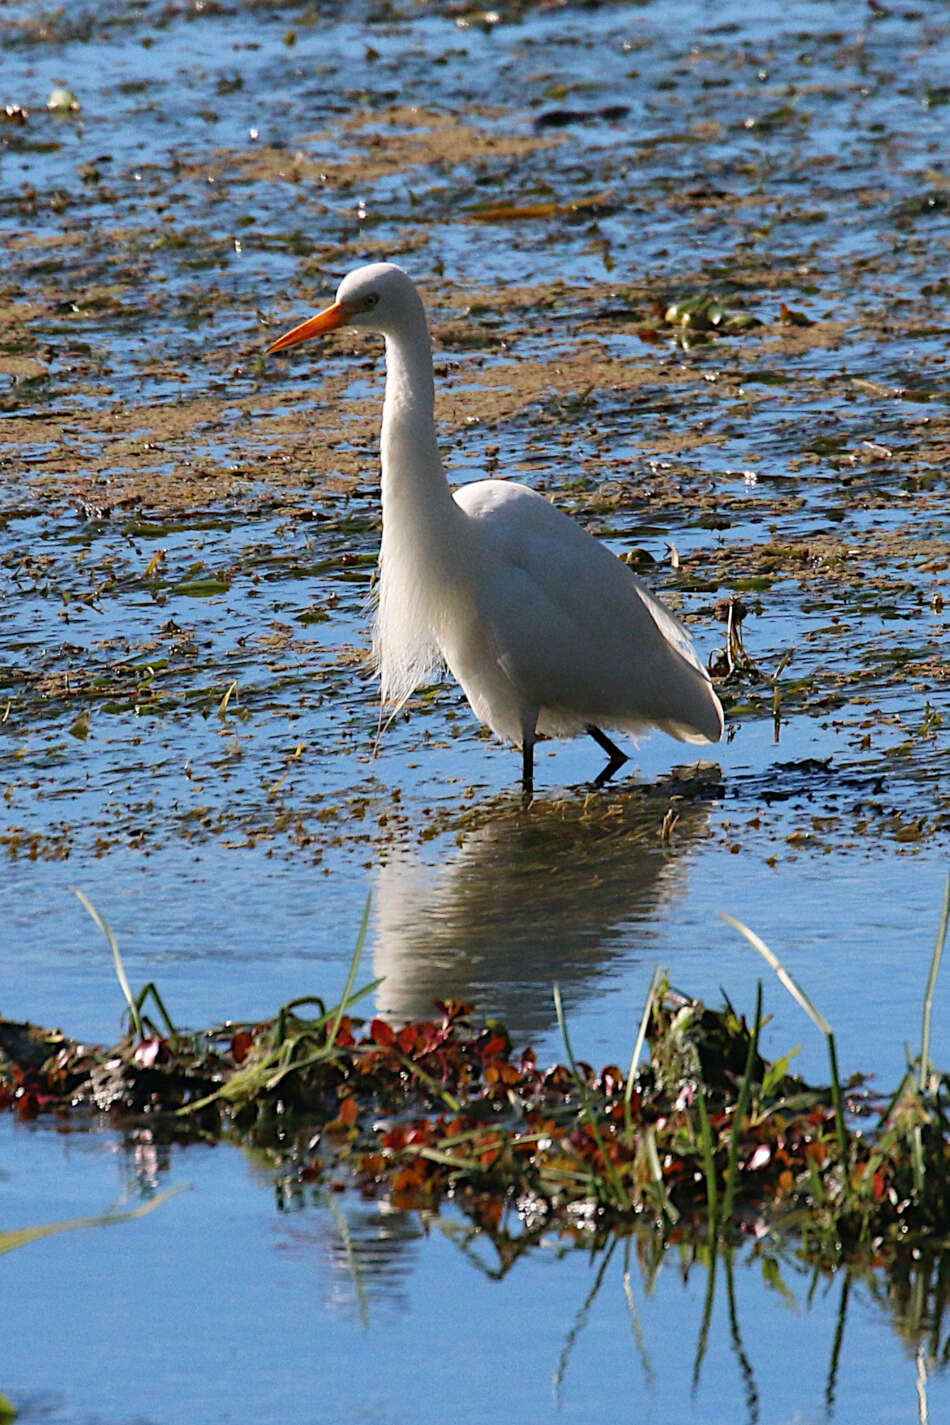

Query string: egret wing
453 479 722 742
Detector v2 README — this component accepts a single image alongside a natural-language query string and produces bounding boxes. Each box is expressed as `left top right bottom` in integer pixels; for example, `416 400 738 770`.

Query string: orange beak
266 300 348 355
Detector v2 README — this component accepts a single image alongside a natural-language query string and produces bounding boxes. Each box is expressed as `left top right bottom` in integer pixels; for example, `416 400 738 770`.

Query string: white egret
267 262 724 792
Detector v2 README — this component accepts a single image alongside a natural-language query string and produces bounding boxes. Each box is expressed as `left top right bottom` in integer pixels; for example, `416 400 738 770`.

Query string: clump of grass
2 883 949 1270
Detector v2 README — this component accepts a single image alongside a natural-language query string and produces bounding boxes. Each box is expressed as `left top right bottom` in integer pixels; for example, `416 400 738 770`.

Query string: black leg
521 738 534 797
586 724 628 786
520 709 539 800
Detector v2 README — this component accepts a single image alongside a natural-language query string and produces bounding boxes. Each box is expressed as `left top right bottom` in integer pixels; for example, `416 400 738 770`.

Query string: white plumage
268 262 724 790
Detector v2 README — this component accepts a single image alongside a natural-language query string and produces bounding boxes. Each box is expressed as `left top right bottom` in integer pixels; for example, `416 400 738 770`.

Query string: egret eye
362 292 380 310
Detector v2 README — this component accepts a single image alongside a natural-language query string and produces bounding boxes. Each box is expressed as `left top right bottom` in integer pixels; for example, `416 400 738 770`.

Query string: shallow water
2 1115 946 1425
3 0 950 1419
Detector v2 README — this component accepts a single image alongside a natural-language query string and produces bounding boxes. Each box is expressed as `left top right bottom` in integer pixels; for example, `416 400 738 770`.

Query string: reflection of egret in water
373 769 720 1038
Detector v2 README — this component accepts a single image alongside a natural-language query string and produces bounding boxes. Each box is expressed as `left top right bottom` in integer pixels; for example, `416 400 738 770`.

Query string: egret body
267 263 724 791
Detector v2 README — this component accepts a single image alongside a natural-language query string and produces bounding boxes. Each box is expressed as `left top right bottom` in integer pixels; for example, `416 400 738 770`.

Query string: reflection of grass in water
0 1186 187 1258
0 1186 187 1421
456 885 950 1415
568 1203 950 1419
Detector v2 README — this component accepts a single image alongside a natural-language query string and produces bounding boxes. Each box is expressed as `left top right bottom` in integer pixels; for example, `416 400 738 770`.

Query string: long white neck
373 307 464 710
379 320 455 529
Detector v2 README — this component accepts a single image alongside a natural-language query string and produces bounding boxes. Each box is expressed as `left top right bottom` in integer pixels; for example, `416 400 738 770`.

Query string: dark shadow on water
372 763 722 1037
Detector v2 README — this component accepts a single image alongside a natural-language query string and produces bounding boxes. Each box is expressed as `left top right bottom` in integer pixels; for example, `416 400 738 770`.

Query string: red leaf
370 1018 395 1048
332 1016 355 1048
393 1166 424 1193
339 1095 359 1128
482 1198 503 1228
481 1035 507 1059
231 1030 254 1064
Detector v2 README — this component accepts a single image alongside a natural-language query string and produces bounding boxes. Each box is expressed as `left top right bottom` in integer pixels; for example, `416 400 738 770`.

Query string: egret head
266 262 424 354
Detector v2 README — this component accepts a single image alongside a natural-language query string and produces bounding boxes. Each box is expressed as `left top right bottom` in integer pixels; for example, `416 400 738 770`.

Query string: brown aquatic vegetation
3 974 949 1266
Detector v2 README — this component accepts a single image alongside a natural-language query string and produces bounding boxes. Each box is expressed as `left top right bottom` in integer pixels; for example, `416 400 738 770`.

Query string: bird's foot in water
587 724 629 787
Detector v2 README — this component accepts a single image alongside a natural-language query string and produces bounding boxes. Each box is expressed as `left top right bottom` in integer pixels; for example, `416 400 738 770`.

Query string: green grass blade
643 1124 680 1225
911 1123 925 1197
404 1144 485 1173
920 872 950 1093
134 981 180 1041
624 965 663 1141
720 912 831 1036
825 1029 848 1156
392 1050 461 1114
73 888 143 1039
325 893 372 1051
696 1081 719 1236
877 1068 914 1130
